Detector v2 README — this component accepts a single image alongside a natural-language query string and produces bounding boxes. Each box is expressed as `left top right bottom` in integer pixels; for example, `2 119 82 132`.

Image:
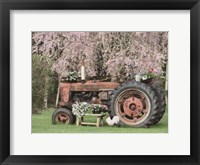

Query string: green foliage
32 54 54 113
61 71 79 82
68 71 78 81
140 73 155 81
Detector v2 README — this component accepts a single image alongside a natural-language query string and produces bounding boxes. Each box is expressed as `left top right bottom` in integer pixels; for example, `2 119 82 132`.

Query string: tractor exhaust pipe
81 55 86 81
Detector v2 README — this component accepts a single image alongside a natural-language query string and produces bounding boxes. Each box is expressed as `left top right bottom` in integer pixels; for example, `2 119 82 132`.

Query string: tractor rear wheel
150 84 166 124
52 107 76 125
110 81 161 127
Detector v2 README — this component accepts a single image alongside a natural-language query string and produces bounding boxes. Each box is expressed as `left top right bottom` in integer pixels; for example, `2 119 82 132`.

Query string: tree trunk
44 76 49 108
55 74 61 107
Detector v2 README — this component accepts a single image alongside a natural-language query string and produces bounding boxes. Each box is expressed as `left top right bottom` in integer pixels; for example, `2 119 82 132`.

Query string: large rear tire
110 81 161 127
150 84 166 124
52 107 76 125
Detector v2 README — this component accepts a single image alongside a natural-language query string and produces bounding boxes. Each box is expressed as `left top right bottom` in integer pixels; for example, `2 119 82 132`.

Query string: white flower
142 75 148 80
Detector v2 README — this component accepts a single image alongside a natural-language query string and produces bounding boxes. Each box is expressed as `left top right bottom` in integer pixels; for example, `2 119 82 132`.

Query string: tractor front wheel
52 107 76 125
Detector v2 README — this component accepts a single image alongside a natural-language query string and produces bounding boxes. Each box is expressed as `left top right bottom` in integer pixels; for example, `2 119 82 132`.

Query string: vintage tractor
52 56 166 127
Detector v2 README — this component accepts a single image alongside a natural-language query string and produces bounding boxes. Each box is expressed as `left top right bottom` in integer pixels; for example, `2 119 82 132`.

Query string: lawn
32 108 168 133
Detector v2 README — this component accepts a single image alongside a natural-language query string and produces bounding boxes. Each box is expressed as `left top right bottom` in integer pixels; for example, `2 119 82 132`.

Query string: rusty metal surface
55 112 70 124
59 83 70 106
68 81 119 91
99 91 108 100
59 81 119 106
115 89 150 125
123 97 143 117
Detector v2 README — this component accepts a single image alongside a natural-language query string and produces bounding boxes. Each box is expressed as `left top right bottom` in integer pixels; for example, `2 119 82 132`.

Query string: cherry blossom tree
32 32 168 80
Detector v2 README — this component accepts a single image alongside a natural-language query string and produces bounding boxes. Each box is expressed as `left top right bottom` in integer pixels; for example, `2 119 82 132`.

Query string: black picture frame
0 0 199 164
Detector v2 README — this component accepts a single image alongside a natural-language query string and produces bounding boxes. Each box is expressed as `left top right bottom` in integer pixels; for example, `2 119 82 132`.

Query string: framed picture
0 0 199 164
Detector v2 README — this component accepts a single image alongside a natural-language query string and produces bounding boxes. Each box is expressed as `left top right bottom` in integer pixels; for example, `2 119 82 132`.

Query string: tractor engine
71 91 109 104
58 80 119 107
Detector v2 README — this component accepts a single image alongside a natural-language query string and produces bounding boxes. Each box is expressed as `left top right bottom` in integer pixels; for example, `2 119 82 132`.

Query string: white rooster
106 116 120 126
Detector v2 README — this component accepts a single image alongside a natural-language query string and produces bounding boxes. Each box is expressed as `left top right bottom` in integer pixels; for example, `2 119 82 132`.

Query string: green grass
32 108 168 133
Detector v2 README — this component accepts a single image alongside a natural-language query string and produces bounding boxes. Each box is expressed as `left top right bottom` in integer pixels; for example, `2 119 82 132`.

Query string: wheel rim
55 112 70 124
114 88 151 126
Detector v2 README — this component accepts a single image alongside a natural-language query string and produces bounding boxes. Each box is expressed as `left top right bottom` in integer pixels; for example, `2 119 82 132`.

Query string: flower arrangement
135 68 156 82
61 71 78 82
72 102 108 118
141 72 155 81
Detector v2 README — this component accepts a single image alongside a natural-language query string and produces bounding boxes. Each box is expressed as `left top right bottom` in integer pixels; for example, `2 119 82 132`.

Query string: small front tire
52 107 76 125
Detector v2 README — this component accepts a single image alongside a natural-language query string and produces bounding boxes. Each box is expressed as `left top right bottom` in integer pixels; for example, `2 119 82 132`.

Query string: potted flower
61 71 79 82
72 102 108 118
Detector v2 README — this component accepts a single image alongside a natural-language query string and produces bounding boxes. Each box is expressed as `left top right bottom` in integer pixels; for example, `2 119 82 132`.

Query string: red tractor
52 56 165 127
